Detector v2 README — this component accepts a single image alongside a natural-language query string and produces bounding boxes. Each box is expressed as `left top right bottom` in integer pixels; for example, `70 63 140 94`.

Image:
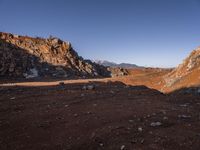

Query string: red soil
1 70 200 150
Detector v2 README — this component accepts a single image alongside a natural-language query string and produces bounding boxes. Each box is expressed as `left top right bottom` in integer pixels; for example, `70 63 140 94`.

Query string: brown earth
1 70 200 150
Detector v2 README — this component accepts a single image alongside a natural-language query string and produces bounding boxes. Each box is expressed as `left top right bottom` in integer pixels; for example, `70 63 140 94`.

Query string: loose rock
150 122 162 127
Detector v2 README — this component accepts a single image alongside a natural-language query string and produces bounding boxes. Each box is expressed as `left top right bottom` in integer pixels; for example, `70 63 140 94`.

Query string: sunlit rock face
0 32 110 78
163 47 200 91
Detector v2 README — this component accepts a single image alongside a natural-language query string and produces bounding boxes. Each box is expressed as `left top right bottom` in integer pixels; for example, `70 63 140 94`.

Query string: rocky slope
0 32 110 78
164 47 200 92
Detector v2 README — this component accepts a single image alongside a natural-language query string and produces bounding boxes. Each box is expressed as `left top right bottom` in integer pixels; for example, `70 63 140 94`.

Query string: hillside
163 47 200 92
0 32 110 78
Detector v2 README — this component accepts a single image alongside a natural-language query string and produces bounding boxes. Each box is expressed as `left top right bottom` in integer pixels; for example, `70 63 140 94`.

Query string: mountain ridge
93 60 141 68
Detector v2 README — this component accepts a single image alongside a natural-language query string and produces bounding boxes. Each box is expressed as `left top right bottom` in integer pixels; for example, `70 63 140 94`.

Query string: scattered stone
163 116 168 120
197 88 200 94
99 143 104 147
149 131 153 134
110 90 115 94
10 97 15 100
140 139 144 144
82 85 95 90
138 127 143 132
74 114 78 117
82 85 87 90
160 110 167 115
87 85 95 90
152 113 156 116
24 68 38 79
178 115 191 119
179 103 189 107
128 120 134 123
120 145 125 150
125 85 130 88
150 122 162 127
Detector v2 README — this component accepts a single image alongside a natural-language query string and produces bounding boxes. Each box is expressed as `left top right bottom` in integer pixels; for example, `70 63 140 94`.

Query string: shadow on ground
1 81 200 150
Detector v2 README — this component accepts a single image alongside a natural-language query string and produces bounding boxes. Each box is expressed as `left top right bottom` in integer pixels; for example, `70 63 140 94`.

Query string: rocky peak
0 32 110 78
168 47 200 77
164 47 200 88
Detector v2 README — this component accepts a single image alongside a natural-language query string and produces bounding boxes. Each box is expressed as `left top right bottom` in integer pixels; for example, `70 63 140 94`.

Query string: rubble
82 85 95 90
23 68 38 79
178 115 191 119
138 127 143 132
150 122 162 127
120 145 125 150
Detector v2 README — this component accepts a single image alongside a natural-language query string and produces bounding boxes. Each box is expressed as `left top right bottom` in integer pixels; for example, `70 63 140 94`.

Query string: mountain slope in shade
0 32 110 78
94 60 140 68
163 47 200 92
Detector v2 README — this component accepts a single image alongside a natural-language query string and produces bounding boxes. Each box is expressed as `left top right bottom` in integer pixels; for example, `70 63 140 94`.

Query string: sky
0 0 200 67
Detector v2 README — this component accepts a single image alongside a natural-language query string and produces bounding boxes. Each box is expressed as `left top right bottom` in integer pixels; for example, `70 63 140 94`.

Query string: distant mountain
94 60 140 68
93 60 117 67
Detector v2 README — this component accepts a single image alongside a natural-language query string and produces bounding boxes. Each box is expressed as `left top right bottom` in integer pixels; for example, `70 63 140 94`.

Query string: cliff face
0 32 110 78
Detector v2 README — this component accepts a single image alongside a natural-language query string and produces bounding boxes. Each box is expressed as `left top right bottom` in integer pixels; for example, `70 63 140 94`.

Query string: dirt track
0 79 200 150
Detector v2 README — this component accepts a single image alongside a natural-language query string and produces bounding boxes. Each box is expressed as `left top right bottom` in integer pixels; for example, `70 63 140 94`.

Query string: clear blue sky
1 0 200 67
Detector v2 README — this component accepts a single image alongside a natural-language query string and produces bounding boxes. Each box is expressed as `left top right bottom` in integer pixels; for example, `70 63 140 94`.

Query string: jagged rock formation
164 47 200 91
0 32 110 78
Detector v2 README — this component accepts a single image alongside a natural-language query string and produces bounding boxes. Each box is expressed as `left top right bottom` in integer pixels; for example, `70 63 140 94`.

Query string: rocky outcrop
107 67 129 77
0 32 110 78
167 48 200 78
163 47 200 90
